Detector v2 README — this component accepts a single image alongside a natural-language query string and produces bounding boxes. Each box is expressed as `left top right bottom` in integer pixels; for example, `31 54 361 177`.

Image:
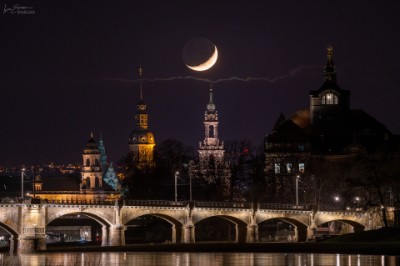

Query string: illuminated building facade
81 133 103 190
191 88 231 199
27 133 121 202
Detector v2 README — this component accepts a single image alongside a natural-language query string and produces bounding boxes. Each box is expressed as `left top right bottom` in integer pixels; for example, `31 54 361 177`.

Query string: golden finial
138 65 143 78
327 44 333 56
138 65 143 100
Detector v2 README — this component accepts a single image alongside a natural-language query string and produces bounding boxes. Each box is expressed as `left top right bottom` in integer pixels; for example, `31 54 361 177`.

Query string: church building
190 87 231 199
26 133 121 203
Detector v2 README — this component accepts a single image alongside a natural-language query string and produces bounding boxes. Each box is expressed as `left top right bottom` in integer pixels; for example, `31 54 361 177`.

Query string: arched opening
258 218 308 242
195 216 247 243
316 220 365 237
0 224 17 253
46 213 105 247
124 214 180 244
85 177 90 188
321 93 338 105
95 159 99 166
209 125 214 138
94 177 100 189
85 159 90 166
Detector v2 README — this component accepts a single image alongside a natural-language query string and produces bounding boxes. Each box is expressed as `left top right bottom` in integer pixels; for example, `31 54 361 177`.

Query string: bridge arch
257 217 309 242
46 207 114 226
124 213 183 243
316 219 365 233
194 215 248 243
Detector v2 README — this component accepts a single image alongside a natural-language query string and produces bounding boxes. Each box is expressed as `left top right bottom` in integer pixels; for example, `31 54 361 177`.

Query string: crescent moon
186 45 218 71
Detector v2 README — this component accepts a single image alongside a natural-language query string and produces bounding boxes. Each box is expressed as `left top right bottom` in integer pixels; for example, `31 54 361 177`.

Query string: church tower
198 87 225 167
81 133 103 190
309 45 350 128
98 133 107 174
128 67 156 169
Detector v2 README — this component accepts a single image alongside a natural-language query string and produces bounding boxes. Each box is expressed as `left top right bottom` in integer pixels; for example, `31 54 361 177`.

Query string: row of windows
321 93 338 105
274 163 305 174
85 159 99 167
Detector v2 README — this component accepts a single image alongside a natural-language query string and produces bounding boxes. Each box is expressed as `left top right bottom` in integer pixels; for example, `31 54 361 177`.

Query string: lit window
298 144 305 151
322 93 338 105
286 163 292 174
274 163 280 174
299 163 305 173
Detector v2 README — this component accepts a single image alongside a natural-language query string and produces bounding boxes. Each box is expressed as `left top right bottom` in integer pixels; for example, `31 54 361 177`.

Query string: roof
309 80 350 97
266 108 395 153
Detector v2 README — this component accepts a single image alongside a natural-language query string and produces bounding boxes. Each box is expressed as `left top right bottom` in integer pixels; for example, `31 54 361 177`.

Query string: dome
129 128 155 145
83 135 100 154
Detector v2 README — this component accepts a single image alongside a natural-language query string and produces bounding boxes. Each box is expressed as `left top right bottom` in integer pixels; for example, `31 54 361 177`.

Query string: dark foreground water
0 252 399 266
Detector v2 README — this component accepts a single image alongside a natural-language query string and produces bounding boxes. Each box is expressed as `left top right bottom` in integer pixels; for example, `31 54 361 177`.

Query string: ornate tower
199 87 225 167
98 133 108 174
192 87 231 200
309 45 350 128
81 133 103 190
128 67 156 169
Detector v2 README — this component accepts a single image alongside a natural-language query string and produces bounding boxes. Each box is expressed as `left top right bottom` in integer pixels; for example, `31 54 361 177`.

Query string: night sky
1 1 400 166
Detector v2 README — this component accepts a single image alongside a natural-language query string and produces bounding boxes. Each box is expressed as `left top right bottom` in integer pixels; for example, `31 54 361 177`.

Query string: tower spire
324 44 336 82
207 85 216 112
209 84 213 103
138 65 143 101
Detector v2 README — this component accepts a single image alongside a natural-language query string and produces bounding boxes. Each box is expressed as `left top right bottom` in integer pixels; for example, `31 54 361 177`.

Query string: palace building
24 133 121 203
128 67 156 169
264 46 398 204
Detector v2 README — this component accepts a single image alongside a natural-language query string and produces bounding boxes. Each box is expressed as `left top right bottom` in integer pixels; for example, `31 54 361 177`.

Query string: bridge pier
101 226 109 246
246 224 258 243
307 226 315 241
171 225 176 243
181 225 195 243
108 225 126 246
18 235 46 253
9 235 17 253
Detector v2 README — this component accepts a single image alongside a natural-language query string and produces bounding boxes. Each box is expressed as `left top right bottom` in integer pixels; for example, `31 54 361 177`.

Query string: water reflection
0 252 399 266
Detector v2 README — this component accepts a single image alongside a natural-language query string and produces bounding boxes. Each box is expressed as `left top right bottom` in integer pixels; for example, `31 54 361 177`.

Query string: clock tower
198 87 225 167
128 67 156 169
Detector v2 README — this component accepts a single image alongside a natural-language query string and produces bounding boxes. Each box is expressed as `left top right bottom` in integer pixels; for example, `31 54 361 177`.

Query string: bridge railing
193 201 251 209
258 203 312 210
45 199 115 205
317 205 365 212
124 200 188 207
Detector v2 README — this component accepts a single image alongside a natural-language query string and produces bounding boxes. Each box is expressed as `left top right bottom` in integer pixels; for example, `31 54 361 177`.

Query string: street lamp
21 168 26 199
174 171 179 202
189 173 192 202
295 175 300 207
334 196 340 202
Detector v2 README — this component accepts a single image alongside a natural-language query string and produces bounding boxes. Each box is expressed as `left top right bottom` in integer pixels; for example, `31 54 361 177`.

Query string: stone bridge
0 199 384 253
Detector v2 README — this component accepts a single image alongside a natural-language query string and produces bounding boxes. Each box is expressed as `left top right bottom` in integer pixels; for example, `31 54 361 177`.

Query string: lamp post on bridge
21 168 26 199
295 175 300 207
174 171 179 202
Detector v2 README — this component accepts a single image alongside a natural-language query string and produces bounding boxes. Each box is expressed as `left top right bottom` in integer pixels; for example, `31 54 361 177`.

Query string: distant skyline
2 1 400 165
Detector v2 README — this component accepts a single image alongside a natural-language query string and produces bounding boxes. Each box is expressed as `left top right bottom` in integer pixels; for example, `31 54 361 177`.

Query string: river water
0 252 399 266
